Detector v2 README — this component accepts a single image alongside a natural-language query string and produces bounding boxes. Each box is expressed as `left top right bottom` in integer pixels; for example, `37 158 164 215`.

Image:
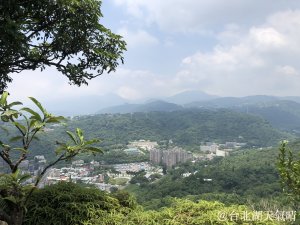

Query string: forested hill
6 109 288 160
67 109 287 147
97 94 300 133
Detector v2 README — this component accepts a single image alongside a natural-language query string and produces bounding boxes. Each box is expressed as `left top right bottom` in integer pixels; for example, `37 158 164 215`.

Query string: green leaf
29 119 37 129
46 116 65 123
28 97 47 115
84 139 100 145
21 107 42 121
22 185 35 192
84 146 103 153
18 174 32 184
12 121 27 134
0 115 9 122
0 143 10 149
12 169 20 180
3 196 18 205
66 131 78 144
76 128 84 143
0 92 8 106
2 109 19 118
7 101 23 108
32 121 45 129
12 148 28 153
9 136 23 142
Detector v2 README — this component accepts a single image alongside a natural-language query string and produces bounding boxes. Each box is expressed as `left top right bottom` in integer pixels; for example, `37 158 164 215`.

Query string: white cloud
275 65 299 76
249 27 286 50
112 0 300 34
113 0 145 18
117 86 141 100
117 27 159 48
7 66 179 104
7 4 300 110
172 10 300 96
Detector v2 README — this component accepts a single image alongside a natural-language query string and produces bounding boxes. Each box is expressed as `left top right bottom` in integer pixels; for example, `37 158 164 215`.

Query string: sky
7 0 300 106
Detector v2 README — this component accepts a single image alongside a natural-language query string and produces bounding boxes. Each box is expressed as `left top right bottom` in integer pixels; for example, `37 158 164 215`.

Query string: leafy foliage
126 147 294 211
68 110 286 148
1 109 288 164
0 92 102 225
278 141 300 201
24 182 284 225
0 0 126 92
24 182 121 225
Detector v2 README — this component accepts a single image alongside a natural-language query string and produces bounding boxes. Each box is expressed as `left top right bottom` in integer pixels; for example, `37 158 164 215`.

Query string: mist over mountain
40 90 300 133
93 92 300 133
165 90 218 105
98 100 183 114
186 96 300 133
185 95 279 108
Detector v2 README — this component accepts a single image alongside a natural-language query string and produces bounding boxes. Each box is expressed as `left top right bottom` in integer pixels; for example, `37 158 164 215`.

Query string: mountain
280 96 300 103
5 107 289 161
166 90 218 105
233 100 300 132
185 95 278 108
96 90 218 114
67 109 288 149
98 100 183 114
186 96 300 132
95 94 300 133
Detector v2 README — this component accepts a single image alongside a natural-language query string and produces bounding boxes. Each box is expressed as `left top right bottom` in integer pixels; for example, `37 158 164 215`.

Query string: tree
0 92 103 225
278 141 300 202
24 182 121 225
0 0 126 92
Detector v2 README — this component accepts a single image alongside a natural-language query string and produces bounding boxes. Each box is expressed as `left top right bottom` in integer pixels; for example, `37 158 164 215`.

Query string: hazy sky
7 0 300 104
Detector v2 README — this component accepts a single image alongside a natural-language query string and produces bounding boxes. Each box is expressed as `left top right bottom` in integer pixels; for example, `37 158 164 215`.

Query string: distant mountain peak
166 90 218 105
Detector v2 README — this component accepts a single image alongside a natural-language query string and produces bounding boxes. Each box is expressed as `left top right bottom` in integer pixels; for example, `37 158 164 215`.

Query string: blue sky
7 0 300 106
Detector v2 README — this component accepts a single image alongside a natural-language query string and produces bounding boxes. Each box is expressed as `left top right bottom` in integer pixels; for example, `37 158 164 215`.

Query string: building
162 150 177 168
216 149 229 157
34 155 46 164
150 147 193 168
150 148 162 164
200 143 218 153
34 155 46 171
128 140 158 151
72 160 84 166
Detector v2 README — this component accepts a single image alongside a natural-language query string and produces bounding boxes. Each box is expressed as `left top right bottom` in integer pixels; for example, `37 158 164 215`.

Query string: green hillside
126 145 299 211
1 109 289 160
69 109 287 147
24 182 285 225
0 109 291 164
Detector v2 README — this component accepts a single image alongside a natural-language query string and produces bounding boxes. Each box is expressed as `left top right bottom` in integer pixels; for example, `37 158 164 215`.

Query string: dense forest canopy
0 109 289 163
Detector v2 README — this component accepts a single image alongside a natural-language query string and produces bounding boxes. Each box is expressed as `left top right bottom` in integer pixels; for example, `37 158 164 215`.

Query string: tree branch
24 153 66 205
0 151 14 172
12 153 27 173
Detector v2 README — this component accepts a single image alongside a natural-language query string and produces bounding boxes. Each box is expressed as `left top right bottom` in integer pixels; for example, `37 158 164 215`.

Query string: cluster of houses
0 139 246 193
42 160 161 192
199 141 246 158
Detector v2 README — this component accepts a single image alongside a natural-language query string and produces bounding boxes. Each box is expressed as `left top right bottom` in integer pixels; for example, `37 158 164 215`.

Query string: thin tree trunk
10 207 23 225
